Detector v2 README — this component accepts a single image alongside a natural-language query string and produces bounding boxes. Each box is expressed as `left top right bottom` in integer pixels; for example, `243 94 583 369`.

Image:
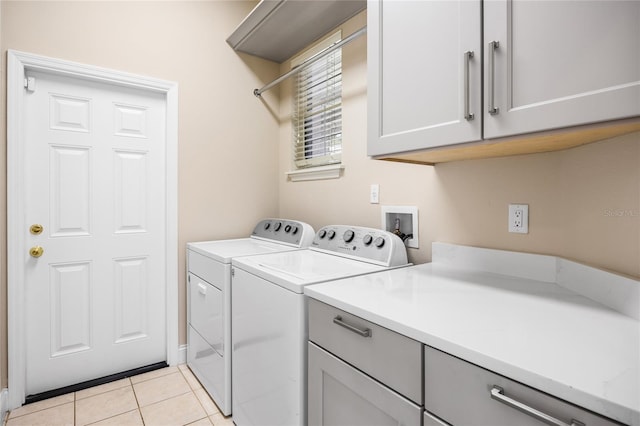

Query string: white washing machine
230 225 409 426
186 219 314 416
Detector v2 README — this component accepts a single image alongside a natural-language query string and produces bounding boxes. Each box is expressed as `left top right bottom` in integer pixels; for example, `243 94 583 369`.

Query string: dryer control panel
250 218 315 247
311 225 409 267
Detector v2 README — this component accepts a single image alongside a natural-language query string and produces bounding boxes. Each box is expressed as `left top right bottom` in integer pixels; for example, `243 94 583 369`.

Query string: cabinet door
308 342 422 426
484 0 640 139
367 0 482 156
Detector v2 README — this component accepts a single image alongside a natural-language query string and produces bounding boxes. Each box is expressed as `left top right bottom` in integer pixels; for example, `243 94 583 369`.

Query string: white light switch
370 184 380 204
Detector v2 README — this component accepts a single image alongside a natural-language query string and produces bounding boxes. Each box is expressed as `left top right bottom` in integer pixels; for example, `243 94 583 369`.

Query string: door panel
114 150 148 233
49 94 90 132
23 70 167 395
50 146 91 236
114 257 149 343
49 261 92 357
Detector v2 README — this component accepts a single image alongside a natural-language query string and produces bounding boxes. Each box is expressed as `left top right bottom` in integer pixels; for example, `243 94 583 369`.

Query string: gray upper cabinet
367 0 640 162
484 0 640 139
367 0 482 156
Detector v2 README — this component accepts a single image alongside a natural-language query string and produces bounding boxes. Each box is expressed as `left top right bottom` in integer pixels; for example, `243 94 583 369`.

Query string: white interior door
20 69 167 396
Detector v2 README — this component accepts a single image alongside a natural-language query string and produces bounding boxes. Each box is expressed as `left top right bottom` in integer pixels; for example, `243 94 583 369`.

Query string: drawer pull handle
490 386 584 426
332 316 371 337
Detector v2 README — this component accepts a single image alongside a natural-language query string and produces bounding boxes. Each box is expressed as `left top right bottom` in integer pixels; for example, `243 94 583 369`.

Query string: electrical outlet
508 204 529 234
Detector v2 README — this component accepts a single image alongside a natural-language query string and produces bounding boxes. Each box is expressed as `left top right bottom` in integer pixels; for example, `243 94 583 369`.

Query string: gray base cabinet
306 298 623 426
307 299 422 426
424 346 621 426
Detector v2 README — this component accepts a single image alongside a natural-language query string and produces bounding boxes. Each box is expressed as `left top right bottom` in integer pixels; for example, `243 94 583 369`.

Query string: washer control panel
311 225 408 266
251 219 315 247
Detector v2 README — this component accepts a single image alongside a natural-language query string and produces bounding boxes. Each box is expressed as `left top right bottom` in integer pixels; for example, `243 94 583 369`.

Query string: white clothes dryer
230 225 409 426
186 219 314 416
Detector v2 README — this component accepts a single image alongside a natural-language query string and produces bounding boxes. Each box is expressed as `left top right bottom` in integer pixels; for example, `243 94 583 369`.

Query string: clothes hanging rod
253 26 367 97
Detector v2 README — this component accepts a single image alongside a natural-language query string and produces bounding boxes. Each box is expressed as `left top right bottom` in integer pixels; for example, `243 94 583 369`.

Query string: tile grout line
128 378 146 426
178 368 210 425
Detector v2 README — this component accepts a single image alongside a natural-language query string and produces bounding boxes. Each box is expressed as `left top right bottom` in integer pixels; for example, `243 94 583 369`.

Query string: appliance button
343 230 355 243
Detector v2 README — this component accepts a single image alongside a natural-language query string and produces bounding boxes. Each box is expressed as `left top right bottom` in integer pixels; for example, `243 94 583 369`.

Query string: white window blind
292 36 342 169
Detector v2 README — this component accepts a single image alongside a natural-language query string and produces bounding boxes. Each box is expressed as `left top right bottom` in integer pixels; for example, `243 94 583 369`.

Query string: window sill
286 164 344 182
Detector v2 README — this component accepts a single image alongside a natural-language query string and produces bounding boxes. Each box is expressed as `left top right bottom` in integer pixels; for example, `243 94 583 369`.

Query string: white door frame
6 50 179 409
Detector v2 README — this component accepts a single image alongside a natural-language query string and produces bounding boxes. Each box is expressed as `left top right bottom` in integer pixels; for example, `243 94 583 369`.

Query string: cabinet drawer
308 299 422 404
187 249 226 290
424 346 621 426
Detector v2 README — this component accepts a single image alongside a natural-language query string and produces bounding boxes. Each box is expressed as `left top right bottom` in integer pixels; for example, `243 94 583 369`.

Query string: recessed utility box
381 206 419 249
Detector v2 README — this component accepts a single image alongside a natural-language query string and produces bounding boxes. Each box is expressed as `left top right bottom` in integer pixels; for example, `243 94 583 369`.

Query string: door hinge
24 76 36 92
187 275 190 283
231 268 235 277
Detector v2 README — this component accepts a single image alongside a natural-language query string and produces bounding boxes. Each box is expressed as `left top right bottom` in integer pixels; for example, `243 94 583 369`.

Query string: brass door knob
29 246 44 258
30 224 44 235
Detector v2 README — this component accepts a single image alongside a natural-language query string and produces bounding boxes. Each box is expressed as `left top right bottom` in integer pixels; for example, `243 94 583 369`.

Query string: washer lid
188 238 300 264
232 249 391 293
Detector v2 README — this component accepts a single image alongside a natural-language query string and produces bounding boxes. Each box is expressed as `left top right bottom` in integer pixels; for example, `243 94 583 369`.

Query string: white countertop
304 243 640 426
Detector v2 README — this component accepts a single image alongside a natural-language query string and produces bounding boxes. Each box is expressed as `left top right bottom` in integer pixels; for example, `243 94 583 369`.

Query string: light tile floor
4 364 233 426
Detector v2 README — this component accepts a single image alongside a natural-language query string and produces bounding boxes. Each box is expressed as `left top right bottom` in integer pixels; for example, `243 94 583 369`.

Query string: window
292 32 342 171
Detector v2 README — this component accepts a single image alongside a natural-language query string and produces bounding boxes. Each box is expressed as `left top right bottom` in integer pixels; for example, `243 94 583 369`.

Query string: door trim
6 50 179 409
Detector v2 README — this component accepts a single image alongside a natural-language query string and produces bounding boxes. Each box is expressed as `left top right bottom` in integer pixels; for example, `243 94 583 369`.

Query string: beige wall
0 0 279 388
0 0 638 399
278 11 640 277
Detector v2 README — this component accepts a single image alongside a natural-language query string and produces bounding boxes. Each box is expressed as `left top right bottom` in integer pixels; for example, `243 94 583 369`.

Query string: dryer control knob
264 222 271 230
291 226 299 235
285 224 292 233
343 230 355 243
274 222 282 231
363 234 373 245
318 230 327 239
327 230 336 240
374 237 385 248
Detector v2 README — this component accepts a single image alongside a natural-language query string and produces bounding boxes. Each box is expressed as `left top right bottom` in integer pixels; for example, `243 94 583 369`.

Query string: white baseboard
177 344 187 365
1 388 9 424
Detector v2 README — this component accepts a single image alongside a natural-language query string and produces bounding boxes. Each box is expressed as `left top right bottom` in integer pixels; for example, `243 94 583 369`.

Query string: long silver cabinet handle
488 41 500 115
333 315 371 337
464 51 474 121
490 386 585 426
